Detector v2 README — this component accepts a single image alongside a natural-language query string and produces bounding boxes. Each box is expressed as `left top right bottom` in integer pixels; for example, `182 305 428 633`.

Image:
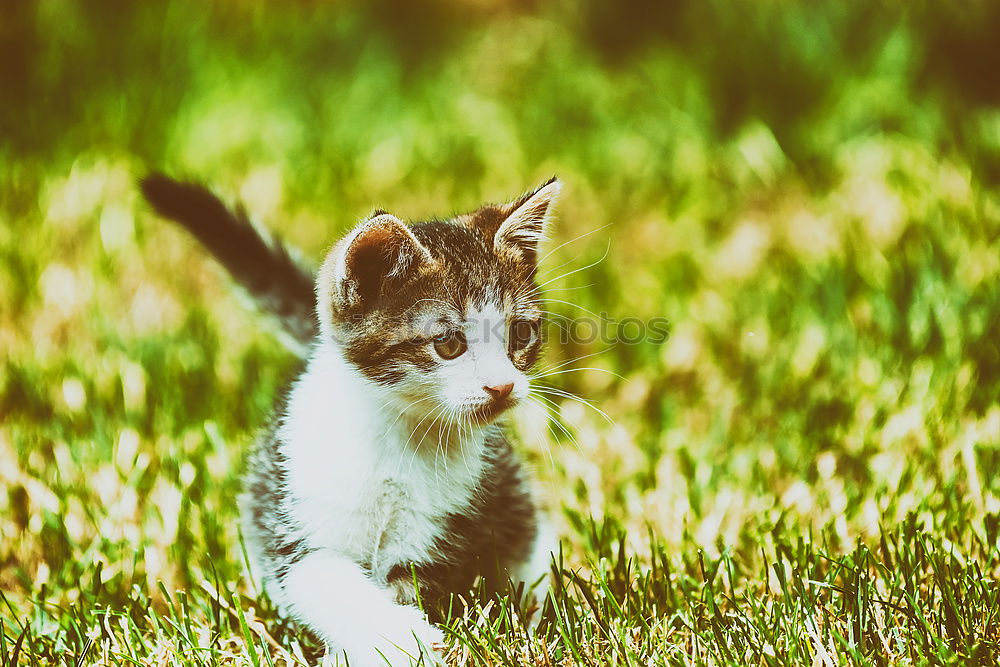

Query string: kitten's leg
513 514 557 624
282 551 444 667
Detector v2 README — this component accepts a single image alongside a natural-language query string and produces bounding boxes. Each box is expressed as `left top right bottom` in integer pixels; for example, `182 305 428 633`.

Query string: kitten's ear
493 178 561 265
318 213 433 318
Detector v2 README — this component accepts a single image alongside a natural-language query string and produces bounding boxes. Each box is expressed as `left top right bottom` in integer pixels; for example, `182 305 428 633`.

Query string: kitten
140 175 561 666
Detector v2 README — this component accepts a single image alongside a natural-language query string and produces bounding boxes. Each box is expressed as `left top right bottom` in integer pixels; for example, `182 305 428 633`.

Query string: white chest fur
278 342 488 582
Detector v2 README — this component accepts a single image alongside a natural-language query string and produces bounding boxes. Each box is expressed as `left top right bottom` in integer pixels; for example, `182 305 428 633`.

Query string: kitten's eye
433 331 467 360
509 319 539 352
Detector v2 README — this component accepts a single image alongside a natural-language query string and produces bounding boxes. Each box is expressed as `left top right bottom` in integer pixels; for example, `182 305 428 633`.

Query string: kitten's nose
483 383 514 401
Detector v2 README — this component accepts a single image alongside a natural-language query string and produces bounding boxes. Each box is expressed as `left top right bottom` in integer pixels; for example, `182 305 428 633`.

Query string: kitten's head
317 179 561 425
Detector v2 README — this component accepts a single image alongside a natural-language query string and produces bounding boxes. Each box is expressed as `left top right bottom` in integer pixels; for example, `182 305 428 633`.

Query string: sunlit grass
3 1 1000 665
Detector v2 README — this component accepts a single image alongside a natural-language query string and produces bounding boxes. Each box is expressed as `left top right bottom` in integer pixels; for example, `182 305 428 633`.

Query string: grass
2 1 999 665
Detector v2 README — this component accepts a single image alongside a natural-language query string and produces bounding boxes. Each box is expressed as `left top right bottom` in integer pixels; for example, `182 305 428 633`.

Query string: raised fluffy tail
140 174 317 351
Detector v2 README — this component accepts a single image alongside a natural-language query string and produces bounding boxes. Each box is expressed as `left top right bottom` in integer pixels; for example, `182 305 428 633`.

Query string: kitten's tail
140 174 317 352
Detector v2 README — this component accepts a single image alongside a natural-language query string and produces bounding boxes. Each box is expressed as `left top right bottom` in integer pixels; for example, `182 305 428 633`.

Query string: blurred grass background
1 0 999 664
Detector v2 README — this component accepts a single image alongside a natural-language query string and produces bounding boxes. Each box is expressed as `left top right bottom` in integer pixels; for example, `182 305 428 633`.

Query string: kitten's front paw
335 605 444 667
373 605 445 665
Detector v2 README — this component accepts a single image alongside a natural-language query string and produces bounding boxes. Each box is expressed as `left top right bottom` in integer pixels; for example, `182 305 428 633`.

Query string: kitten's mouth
467 398 515 424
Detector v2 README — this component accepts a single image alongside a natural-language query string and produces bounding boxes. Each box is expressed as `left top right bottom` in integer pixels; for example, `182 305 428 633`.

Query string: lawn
1 2 999 665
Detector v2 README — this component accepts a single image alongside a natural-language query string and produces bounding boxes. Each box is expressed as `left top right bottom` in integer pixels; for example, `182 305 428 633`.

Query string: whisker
526 394 582 455
543 297 605 320
523 396 562 467
532 349 611 377
383 397 439 477
542 283 595 294
526 395 575 444
531 385 614 424
402 402 448 453
536 223 612 268
537 308 575 322
535 240 611 290
530 367 624 381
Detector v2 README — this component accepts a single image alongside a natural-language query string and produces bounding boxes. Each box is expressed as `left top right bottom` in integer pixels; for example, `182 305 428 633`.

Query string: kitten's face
317 180 560 426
